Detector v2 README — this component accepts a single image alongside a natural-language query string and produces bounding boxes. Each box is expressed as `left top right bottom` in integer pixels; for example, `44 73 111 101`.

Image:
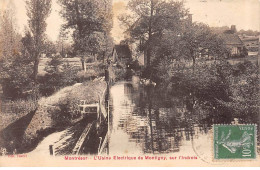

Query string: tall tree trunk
146 0 154 72
75 0 85 71
148 87 154 153
192 57 196 72
191 52 196 115
192 51 195 72
33 54 40 82
81 55 85 71
81 60 85 71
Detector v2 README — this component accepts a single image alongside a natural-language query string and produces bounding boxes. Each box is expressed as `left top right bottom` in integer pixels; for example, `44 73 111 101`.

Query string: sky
1 0 259 43
0 0 64 41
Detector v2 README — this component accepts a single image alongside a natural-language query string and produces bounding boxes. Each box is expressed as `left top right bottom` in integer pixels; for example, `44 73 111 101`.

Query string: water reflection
108 77 259 157
109 80 203 155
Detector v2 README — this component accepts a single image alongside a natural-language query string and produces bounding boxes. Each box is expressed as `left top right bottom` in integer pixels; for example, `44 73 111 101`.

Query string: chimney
231 25 237 33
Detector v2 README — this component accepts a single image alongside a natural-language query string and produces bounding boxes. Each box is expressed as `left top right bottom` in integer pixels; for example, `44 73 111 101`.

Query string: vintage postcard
0 0 259 167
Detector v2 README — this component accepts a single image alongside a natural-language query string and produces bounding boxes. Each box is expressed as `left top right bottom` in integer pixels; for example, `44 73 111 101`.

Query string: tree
0 30 35 99
152 23 228 79
0 53 34 99
0 3 32 99
59 0 113 70
42 38 57 57
0 2 22 62
38 54 78 96
21 30 34 60
26 0 52 82
179 23 227 70
119 0 188 71
56 28 67 57
237 29 260 36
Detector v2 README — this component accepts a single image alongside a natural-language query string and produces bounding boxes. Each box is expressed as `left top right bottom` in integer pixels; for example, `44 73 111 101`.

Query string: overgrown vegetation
0 0 113 154
153 59 259 124
38 56 80 96
0 0 259 154
0 80 107 154
59 0 114 71
119 0 259 127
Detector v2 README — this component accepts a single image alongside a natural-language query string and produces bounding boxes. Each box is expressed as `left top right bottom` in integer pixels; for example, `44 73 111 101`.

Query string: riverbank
0 78 106 154
28 117 93 156
0 99 38 132
108 79 260 158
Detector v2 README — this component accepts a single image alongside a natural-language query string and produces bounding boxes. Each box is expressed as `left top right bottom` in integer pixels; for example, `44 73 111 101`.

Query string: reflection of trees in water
114 84 198 153
111 81 257 154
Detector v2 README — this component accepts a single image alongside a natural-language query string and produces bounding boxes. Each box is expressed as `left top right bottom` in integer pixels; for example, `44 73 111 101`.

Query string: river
27 75 259 161
108 78 211 155
107 76 259 162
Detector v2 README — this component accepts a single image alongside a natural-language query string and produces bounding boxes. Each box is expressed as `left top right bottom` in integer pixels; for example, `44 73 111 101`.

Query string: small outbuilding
111 44 132 66
219 25 245 57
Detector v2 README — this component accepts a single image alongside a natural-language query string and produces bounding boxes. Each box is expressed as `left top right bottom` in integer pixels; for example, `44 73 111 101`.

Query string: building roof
114 44 132 59
219 33 243 46
241 37 259 42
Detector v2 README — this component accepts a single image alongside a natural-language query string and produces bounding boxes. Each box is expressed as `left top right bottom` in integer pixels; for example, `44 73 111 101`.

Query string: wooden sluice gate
74 86 110 154
72 121 96 155
73 94 108 155
74 67 112 155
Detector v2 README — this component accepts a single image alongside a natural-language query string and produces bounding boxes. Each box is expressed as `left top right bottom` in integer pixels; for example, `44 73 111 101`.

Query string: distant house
111 44 132 66
219 25 245 57
241 36 259 47
240 36 259 56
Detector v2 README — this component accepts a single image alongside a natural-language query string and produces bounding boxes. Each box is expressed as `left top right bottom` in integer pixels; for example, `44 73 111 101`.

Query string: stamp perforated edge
211 123 258 162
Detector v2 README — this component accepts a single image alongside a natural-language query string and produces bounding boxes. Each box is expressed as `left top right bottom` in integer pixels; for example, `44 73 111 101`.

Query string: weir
75 65 113 155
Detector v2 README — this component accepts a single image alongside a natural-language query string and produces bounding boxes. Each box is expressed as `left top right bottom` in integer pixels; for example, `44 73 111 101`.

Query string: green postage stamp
214 124 257 159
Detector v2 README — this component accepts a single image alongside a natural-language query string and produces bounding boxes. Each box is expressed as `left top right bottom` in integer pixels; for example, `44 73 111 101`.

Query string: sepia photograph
0 0 259 167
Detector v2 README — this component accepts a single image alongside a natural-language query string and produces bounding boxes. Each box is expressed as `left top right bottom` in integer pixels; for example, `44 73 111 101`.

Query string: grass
21 79 106 153
1 56 108 153
38 57 82 76
0 78 106 154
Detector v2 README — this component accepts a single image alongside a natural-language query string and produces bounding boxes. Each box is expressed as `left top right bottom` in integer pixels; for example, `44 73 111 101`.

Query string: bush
20 79 106 153
155 59 259 124
76 70 98 81
0 54 34 100
76 63 104 82
113 67 126 81
50 99 72 127
38 59 79 96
